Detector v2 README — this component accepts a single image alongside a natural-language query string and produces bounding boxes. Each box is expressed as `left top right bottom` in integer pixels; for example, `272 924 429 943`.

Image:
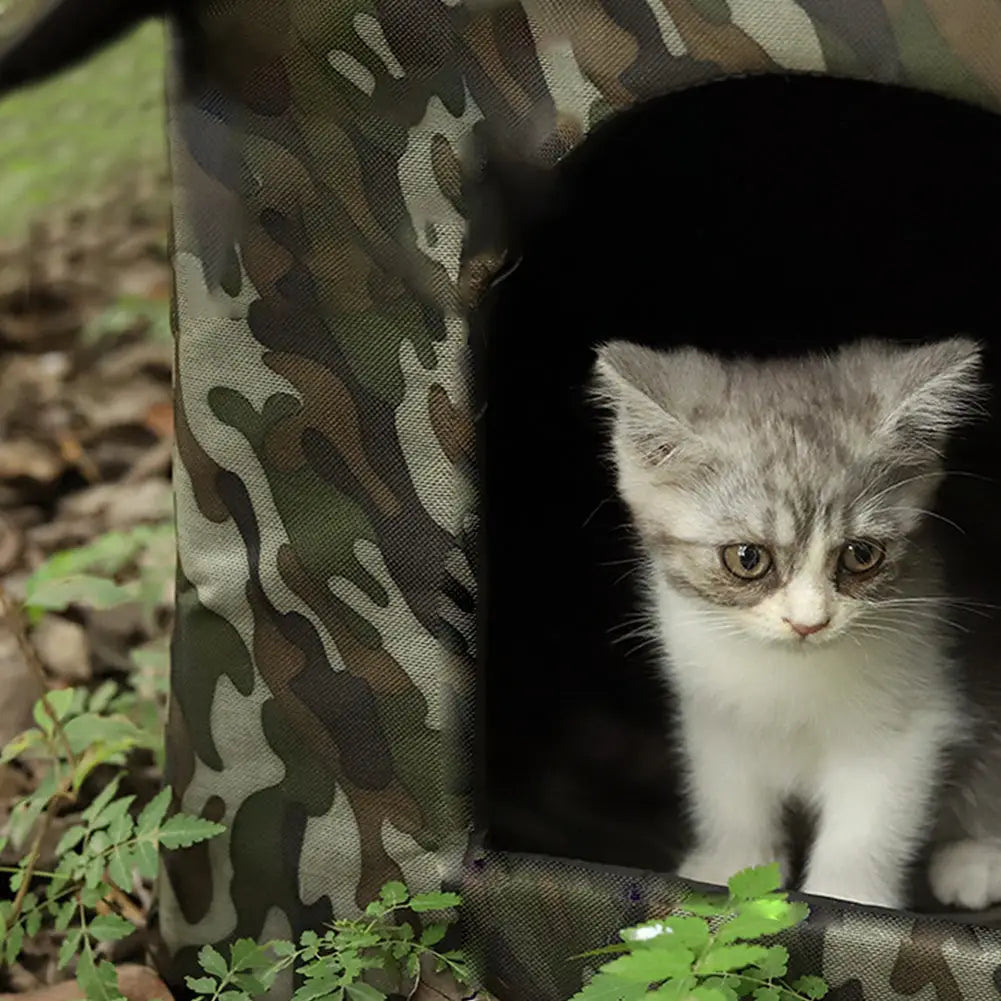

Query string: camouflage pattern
462 852 1001 1001
160 1 1001 999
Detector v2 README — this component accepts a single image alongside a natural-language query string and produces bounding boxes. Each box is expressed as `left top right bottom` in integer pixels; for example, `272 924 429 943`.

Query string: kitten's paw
678 847 787 890
929 839 1001 911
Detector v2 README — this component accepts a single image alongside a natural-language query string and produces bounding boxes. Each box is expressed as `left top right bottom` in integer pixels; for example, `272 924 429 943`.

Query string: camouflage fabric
161 1 1001 999
462 852 1001 1001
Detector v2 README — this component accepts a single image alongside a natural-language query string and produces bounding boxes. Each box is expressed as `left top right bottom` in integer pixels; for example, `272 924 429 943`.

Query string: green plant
1 525 474 1001
184 882 468 1001
83 296 172 346
24 521 174 628
1 530 829 1001
0 682 223 1001
0 523 220 1001
23 521 174 758
0 13 167 240
571 865 827 1001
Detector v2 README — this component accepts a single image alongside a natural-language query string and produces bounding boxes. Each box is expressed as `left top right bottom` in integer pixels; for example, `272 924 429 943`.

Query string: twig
56 431 101 484
0 583 85 927
0 581 79 770
9 792 62 924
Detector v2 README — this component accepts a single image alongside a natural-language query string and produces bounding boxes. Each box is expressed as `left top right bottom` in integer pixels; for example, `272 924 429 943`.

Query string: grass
0 9 168 238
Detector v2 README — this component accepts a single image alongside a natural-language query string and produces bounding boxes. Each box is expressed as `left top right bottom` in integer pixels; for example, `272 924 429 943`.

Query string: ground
0 6 174 996
0 12 473 1001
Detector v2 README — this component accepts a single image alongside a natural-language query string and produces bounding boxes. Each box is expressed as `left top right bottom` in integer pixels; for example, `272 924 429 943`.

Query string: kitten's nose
784 618 830 637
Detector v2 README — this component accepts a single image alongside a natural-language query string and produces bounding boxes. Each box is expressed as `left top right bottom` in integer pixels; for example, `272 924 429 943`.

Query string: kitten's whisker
871 596 1001 620
607 622 652 639
608 620 656 635
868 595 999 609
608 611 654 627
943 469 998 485
853 617 964 643
846 631 866 652
670 612 741 632
582 497 613 528
608 632 656 648
865 609 971 634
622 637 668 658
852 624 906 641
663 611 746 641
883 505 966 535
615 566 645 586
872 603 968 622
605 522 640 538
853 468 993 510
852 471 944 509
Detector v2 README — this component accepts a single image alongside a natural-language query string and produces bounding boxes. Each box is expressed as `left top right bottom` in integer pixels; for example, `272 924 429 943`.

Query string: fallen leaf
0 964 175 1001
144 401 174 439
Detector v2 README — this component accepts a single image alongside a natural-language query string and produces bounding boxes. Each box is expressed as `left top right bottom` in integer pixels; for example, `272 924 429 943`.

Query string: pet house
3 2 1001 1000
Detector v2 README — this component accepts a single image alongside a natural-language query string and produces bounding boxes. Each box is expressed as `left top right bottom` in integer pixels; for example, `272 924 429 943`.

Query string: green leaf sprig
570 865 828 1001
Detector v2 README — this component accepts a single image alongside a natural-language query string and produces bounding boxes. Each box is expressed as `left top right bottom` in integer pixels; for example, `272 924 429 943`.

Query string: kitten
592 336 998 911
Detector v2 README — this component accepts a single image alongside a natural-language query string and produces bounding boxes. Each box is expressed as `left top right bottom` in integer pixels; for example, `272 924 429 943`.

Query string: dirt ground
0 11 472 1001
0 174 174 992
0 0 176 982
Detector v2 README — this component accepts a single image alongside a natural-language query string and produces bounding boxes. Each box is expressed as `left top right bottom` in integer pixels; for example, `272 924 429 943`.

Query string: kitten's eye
840 539 885 574
721 544 772 580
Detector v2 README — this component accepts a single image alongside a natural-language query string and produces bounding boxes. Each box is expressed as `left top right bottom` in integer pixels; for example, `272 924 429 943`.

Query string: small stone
31 616 90 682
104 478 172 526
0 439 63 483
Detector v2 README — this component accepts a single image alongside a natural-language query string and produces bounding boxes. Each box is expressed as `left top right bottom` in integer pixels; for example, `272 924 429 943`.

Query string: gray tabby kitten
592 336 1001 911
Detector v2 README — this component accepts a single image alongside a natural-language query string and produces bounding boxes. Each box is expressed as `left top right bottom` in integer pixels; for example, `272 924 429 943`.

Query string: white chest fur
651 579 963 908
654 580 958 766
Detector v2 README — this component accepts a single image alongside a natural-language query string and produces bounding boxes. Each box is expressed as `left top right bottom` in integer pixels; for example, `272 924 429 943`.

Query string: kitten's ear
873 336 986 451
591 341 692 467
